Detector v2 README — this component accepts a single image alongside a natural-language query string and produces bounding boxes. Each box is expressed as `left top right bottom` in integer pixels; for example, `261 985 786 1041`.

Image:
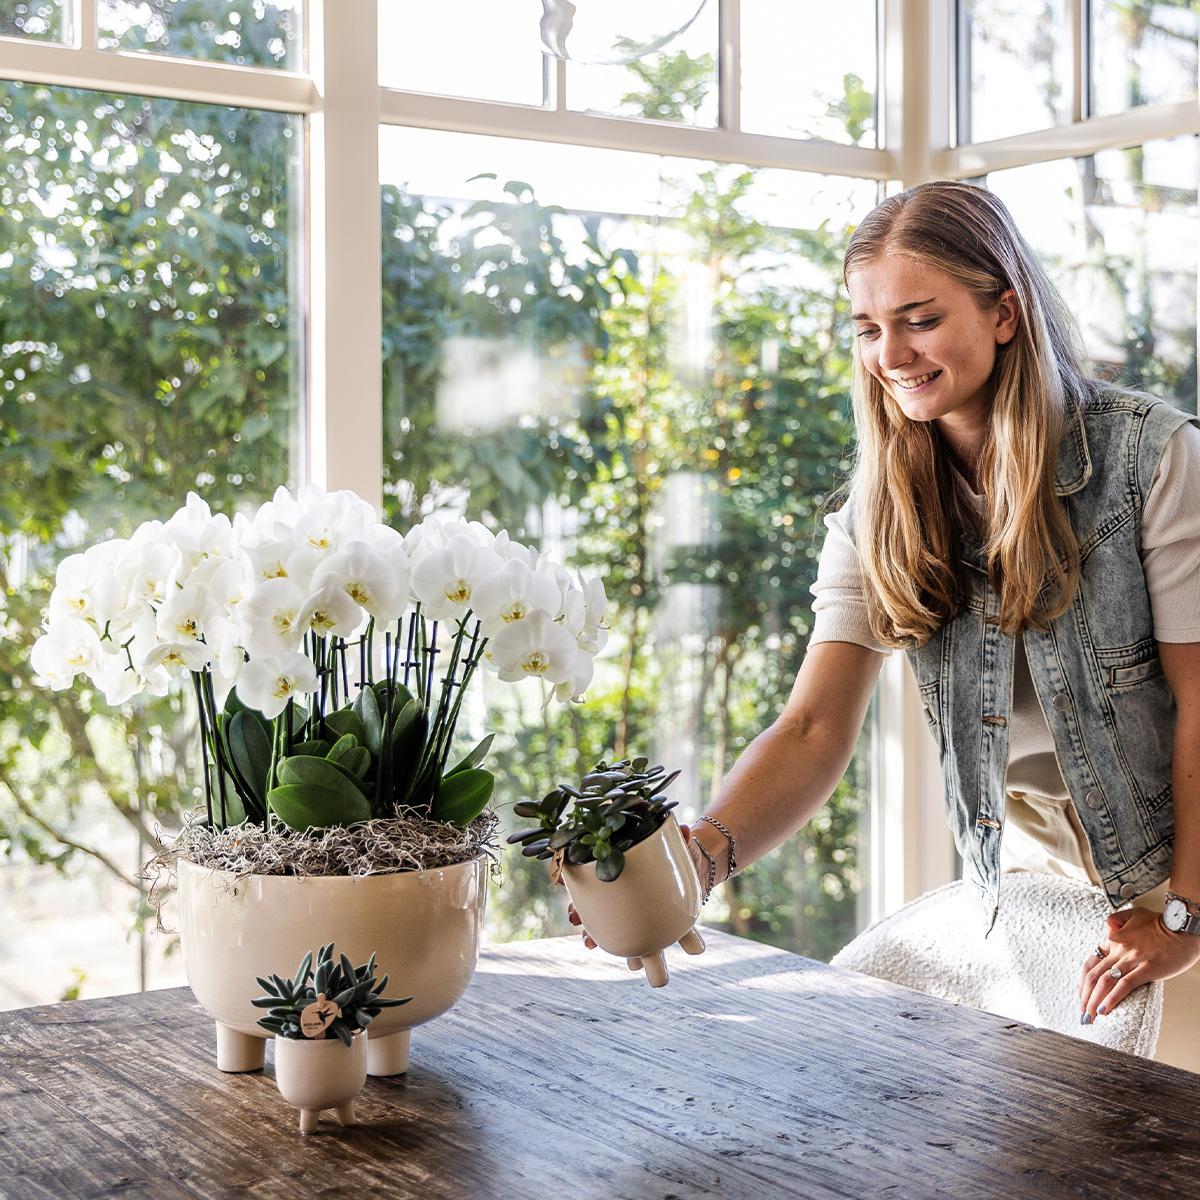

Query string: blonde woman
571 180 1200 1071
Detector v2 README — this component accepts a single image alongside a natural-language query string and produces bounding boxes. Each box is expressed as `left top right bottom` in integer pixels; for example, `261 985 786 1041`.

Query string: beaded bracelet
697 814 737 876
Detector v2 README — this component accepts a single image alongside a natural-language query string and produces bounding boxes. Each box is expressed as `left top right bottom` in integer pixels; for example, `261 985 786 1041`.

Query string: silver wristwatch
1162 891 1200 935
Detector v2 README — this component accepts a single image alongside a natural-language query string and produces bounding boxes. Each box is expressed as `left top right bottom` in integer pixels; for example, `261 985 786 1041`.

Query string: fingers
566 902 596 949
1084 958 1149 1018
1106 909 1135 935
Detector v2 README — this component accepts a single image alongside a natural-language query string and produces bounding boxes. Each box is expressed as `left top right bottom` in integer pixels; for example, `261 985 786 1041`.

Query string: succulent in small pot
507 756 681 882
253 943 411 1133
509 757 704 987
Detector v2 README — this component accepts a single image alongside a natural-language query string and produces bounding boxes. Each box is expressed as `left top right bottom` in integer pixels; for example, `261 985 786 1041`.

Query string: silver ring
1094 945 1105 959
1109 965 1123 980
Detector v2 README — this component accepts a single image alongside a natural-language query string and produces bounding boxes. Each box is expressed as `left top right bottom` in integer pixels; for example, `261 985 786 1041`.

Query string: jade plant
252 942 412 1045
507 756 681 881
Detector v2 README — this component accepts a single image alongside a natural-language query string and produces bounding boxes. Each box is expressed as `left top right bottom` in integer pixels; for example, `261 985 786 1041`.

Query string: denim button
1052 692 1070 712
1119 883 1138 899
1085 788 1103 809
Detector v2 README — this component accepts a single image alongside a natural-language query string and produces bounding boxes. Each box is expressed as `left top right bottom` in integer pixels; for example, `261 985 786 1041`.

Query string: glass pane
380 124 878 959
564 0 718 127
0 1 65 40
0 82 303 1006
1092 0 1199 116
97 0 302 70
987 137 1198 411
960 0 1071 143
379 0 545 104
740 0 878 146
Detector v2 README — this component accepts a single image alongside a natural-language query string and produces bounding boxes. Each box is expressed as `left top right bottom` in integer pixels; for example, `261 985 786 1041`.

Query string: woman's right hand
567 823 706 949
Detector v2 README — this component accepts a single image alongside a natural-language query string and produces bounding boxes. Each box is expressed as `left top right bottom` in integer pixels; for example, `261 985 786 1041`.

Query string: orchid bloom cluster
32 485 609 721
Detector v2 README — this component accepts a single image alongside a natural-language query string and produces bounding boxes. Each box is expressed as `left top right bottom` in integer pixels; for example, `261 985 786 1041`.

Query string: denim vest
852 390 1197 929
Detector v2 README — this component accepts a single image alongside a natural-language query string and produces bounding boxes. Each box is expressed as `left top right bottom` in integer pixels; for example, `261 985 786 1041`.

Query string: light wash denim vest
851 390 1197 929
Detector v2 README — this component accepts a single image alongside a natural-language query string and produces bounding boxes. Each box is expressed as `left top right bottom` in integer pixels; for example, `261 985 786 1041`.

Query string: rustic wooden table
2 928 1199 1199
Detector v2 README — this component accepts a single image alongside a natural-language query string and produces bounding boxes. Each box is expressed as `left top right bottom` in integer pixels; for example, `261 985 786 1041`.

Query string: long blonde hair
844 180 1097 648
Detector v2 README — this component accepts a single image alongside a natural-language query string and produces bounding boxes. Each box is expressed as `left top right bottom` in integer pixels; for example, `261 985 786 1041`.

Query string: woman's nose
877 331 914 373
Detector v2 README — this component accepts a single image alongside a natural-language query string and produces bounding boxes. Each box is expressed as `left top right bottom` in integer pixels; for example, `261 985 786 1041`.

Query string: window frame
0 0 1195 921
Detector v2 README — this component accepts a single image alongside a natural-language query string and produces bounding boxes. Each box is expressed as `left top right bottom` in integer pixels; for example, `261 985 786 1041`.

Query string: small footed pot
274 1032 367 1134
562 813 705 987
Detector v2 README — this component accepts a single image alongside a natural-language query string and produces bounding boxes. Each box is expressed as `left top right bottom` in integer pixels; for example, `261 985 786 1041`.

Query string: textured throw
831 871 1162 1058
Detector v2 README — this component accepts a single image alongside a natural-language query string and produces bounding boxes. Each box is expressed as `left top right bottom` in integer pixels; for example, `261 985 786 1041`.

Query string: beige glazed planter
274 1031 368 1134
176 854 487 1076
561 813 705 987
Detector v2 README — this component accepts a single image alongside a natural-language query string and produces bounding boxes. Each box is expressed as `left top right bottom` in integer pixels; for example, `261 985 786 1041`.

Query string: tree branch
0 765 139 890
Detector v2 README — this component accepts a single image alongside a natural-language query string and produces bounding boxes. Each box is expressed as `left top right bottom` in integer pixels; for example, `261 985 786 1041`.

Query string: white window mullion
1070 0 1086 124
75 0 98 50
719 0 741 134
871 0 959 918
306 0 382 509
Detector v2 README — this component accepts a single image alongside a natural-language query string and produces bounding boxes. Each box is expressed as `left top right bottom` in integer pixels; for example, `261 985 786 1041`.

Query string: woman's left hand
1079 907 1200 1020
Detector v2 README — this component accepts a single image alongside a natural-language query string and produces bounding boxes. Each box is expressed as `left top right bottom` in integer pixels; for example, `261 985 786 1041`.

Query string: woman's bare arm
690 640 887 881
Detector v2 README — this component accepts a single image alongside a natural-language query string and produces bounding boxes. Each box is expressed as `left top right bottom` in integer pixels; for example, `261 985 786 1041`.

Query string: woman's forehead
847 257 962 311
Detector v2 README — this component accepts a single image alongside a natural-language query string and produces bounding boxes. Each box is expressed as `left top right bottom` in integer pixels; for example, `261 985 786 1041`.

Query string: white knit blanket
831 872 1162 1058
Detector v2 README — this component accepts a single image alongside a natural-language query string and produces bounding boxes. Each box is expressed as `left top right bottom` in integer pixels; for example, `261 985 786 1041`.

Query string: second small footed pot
562 813 705 987
274 1031 368 1134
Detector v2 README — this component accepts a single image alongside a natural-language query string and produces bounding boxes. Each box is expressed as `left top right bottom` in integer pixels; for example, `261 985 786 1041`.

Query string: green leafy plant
507 755 680 882
252 942 412 1045
216 678 497 834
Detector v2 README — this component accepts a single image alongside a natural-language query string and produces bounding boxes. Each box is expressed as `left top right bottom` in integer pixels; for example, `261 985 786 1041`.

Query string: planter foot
334 1102 357 1126
299 1108 319 1135
678 928 706 956
367 1029 410 1077
215 1023 265 1073
642 951 669 988
626 957 642 971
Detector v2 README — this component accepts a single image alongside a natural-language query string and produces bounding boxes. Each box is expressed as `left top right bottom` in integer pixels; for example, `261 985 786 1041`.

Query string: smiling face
848 255 1018 449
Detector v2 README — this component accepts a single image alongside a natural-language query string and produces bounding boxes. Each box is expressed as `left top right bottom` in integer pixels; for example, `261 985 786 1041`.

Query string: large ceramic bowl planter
561 813 705 987
274 1031 368 1134
177 854 487 1076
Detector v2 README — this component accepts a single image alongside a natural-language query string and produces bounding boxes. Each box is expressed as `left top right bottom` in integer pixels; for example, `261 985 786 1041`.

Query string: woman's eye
856 318 938 339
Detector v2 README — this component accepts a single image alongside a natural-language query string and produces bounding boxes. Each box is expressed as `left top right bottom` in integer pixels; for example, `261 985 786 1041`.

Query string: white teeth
895 371 941 389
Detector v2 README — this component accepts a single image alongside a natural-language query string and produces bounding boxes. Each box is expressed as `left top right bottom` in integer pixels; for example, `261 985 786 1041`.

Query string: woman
571 180 1200 1072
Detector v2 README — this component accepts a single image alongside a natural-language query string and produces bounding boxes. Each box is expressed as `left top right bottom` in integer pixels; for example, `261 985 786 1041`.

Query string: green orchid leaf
327 733 359 763
353 685 383 756
433 768 494 826
323 708 367 745
389 697 421 745
227 709 272 804
289 739 332 757
278 754 371 800
267 782 371 831
446 733 495 778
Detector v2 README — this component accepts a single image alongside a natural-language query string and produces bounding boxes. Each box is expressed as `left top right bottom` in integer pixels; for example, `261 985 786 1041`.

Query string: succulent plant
507 755 680 882
252 942 412 1045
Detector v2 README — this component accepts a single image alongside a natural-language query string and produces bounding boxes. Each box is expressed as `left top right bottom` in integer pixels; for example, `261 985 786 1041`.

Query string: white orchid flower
562 572 609 655
238 652 318 719
155 581 212 644
48 542 129 629
310 542 404 623
553 647 597 704
120 541 183 608
192 556 255 620
297 583 362 640
411 533 504 621
486 610 578 684
31 619 103 689
139 640 212 674
492 529 540 568
91 649 143 706
471 560 563 637
240 576 306 657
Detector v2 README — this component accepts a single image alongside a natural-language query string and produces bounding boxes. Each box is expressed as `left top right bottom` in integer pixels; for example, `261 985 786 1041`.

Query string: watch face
1165 897 1188 931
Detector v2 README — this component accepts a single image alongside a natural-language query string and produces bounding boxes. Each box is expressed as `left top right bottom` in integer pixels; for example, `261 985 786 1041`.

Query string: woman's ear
995 288 1020 346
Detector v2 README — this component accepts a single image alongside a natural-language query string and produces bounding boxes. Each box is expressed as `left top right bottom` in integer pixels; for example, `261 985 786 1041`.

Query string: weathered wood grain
1 929 1198 1200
